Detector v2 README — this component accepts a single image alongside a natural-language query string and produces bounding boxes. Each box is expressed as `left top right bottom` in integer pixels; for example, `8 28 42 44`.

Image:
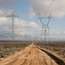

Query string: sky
0 0 65 41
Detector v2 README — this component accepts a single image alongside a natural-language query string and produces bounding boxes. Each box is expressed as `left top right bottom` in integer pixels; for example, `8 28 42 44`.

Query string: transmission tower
0 10 17 40
8 12 17 40
38 0 54 43
39 16 51 42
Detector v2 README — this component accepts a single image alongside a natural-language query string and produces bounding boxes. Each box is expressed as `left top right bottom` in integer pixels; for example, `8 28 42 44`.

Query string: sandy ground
0 44 64 65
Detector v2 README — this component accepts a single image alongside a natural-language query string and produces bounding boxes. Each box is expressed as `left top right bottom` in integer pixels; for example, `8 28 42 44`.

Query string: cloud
0 9 16 32
0 16 65 40
0 0 16 5
0 0 16 9
0 9 65 40
0 9 41 40
0 15 64 39
30 0 65 17
27 8 35 16
15 18 41 36
0 9 16 16
0 17 39 32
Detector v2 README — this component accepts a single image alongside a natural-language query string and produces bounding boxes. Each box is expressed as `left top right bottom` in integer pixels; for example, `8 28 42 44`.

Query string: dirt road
0 44 65 65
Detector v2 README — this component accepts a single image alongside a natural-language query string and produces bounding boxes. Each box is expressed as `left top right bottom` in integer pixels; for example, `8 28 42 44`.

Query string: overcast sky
0 0 65 41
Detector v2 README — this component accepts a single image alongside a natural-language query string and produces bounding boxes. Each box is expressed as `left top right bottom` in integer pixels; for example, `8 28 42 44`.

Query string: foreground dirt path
0 44 65 65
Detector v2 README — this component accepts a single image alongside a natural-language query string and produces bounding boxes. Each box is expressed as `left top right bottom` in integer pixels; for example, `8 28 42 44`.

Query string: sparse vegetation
0 41 65 62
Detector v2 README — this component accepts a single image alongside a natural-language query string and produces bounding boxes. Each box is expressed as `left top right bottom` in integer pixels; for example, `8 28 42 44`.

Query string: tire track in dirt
0 44 65 65
39 47 65 65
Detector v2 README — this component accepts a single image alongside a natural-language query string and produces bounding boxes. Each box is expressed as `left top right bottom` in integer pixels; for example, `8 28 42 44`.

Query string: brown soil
0 44 60 65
